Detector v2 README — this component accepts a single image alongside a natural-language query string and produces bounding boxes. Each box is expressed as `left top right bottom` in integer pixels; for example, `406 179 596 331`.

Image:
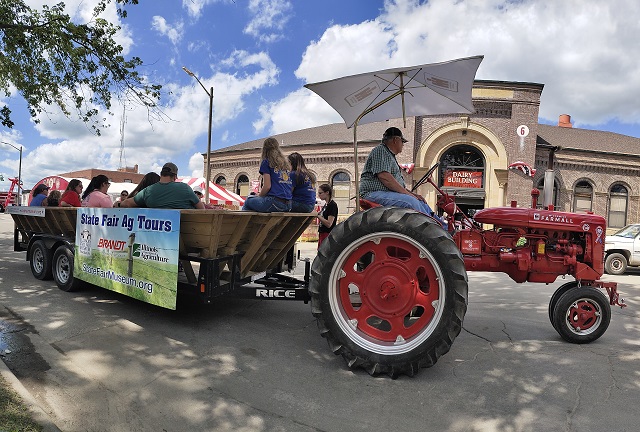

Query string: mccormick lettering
97 238 127 251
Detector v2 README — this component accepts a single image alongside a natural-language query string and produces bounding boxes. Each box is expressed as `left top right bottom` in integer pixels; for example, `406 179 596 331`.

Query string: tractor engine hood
473 207 606 233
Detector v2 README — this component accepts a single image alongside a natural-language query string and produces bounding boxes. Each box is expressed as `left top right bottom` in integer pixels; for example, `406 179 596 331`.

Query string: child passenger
288 152 316 213
242 137 292 212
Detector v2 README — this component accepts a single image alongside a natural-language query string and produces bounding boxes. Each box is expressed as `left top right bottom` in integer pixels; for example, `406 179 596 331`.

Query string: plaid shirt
359 144 405 197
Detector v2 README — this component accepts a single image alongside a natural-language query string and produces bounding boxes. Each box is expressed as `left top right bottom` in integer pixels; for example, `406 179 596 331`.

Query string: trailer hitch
590 280 627 308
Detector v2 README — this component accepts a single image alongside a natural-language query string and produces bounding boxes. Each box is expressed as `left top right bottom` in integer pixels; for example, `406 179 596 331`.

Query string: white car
604 224 640 274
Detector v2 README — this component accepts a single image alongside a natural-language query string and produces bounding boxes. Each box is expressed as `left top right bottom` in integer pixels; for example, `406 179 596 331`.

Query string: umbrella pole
352 88 406 212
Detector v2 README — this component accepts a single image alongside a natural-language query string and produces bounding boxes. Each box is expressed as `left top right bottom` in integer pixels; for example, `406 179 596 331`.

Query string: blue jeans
365 191 447 228
242 196 291 212
365 191 435 216
291 201 315 213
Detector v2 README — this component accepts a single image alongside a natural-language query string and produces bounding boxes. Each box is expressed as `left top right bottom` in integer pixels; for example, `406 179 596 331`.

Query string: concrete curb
0 357 61 432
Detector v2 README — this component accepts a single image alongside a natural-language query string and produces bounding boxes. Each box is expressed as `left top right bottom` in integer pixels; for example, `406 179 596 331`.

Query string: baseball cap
193 187 203 196
383 127 408 143
161 162 178 176
34 184 50 194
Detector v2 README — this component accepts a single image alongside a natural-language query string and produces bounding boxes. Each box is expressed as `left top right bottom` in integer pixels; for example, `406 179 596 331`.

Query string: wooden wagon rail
11 208 316 278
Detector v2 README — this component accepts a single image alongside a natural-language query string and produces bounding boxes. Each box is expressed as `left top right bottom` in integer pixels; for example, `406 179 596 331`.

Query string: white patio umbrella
304 55 483 208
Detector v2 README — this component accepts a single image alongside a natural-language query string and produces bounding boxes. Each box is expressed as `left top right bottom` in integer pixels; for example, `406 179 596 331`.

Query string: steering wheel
411 162 439 192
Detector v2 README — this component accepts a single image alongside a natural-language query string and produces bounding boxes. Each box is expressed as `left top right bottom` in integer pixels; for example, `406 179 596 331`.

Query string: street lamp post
182 66 214 204
1 141 22 206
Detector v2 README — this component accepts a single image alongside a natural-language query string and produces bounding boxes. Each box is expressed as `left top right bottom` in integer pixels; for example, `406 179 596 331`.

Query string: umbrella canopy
177 177 245 206
305 56 483 128
305 56 483 209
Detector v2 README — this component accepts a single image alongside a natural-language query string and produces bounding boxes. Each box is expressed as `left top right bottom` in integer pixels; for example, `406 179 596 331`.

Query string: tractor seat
360 198 382 211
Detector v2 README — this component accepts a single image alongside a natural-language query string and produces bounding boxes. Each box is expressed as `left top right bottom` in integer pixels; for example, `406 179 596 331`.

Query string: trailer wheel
30 240 53 280
604 253 627 275
548 281 579 330
52 245 82 292
309 207 468 378
552 286 611 344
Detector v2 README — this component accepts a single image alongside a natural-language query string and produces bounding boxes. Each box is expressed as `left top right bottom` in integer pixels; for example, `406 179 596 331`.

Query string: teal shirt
133 181 200 209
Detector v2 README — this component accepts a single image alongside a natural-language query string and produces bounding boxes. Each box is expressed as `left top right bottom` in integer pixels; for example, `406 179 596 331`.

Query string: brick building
208 80 640 233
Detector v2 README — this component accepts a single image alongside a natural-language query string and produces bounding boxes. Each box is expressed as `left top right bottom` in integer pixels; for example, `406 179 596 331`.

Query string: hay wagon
9 207 316 305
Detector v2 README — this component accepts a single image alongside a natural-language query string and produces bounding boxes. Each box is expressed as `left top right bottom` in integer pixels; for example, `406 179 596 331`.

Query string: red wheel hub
567 300 599 330
337 237 440 342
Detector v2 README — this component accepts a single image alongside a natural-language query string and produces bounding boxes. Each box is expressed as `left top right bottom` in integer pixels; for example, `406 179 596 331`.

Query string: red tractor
309 163 626 377
0 177 21 212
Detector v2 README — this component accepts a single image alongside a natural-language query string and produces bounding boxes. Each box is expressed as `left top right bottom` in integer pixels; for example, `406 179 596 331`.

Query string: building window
215 175 226 186
236 175 249 196
535 178 558 209
331 171 351 214
573 180 593 213
608 184 628 228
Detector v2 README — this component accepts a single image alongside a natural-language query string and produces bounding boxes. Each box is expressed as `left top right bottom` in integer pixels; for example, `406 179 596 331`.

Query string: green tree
0 0 161 134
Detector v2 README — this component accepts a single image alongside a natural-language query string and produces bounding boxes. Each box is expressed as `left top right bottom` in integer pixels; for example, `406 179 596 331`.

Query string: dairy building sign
443 169 483 188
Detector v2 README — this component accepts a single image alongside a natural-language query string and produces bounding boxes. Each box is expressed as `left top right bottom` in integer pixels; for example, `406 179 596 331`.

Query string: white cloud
16 49 280 187
244 0 293 43
182 0 229 19
258 0 640 134
254 89 340 135
188 152 205 178
151 16 184 45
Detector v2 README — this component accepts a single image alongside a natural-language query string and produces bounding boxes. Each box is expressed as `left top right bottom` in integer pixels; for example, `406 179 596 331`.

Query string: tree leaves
0 0 160 135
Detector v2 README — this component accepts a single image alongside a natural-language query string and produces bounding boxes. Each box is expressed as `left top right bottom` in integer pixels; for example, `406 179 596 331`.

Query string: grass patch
0 374 43 432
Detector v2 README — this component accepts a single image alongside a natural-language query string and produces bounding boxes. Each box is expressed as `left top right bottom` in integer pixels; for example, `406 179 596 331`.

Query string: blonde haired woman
242 137 292 212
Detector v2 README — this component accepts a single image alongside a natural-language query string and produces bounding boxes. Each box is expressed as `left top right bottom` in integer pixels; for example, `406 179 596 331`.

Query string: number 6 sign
517 125 529 137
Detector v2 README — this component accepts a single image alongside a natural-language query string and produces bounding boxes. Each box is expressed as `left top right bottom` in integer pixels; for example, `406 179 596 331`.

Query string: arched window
608 184 628 228
331 171 351 214
573 180 593 213
535 178 558 209
215 175 226 186
236 174 249 196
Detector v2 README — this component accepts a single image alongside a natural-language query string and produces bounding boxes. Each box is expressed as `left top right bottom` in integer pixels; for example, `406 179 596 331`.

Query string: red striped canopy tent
177 177 245 206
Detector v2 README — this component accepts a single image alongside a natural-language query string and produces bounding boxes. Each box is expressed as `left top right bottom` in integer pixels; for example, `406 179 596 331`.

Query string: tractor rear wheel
309 207 468 377
552 286 611 343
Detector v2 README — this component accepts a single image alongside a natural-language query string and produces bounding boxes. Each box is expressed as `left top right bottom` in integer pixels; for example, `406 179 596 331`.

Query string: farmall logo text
97 238 127 251
533 213 574 224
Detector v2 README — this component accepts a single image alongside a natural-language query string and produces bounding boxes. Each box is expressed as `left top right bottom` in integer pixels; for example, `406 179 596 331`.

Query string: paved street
0 213 639 432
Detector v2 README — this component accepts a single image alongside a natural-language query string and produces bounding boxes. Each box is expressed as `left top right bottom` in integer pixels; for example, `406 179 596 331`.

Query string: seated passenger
120 163 204 209
115 172 160 207
288 152 316 213
82 175 113 208
29 184 50 206
59 179 83 207
359 127 436 217
45 190 61 207
242 137 292 212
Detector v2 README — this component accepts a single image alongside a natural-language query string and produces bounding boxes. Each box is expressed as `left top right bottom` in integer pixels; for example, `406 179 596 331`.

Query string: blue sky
1 0 639 190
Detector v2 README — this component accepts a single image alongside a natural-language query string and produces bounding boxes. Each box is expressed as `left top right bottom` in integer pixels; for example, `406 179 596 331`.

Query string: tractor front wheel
548 281 579 330
552 286 611 343
309 207 468 377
